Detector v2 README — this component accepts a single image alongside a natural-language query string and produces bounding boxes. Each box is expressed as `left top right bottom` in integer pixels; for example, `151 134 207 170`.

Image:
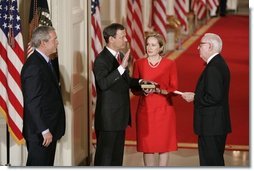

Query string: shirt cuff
42 129 49 135
118 65 125 75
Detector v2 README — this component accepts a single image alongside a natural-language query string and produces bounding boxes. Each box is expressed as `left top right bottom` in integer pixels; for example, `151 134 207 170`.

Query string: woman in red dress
132 32 178 166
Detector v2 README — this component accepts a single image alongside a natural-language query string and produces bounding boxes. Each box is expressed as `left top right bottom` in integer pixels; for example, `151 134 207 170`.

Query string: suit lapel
198 54 221 82
35 51 60 87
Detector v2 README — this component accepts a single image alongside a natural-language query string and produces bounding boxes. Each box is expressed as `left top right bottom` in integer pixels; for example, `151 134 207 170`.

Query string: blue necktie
48 60 58 81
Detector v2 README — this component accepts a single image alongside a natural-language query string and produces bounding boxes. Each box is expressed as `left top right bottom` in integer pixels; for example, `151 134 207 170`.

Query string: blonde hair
145 32 165 55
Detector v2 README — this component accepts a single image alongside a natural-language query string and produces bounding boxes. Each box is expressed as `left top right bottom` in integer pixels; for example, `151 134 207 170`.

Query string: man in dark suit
182 33 231 166
93 23 149 166
21 26 65 166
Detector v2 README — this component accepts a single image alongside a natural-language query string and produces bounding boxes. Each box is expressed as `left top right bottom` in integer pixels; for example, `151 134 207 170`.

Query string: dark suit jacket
21 50 65 142
194 54 231 135
93 47 141 131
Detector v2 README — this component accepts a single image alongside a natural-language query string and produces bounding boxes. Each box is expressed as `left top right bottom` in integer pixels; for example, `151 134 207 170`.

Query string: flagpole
5 124 10 166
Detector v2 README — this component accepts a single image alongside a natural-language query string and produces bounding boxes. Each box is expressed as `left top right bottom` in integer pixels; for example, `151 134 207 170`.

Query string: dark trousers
220 0 227 16
26 140 57 166
198 135 227 166
94 130 125 166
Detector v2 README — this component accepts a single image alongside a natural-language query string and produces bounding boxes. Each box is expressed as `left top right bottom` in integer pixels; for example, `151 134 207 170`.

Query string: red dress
132 57 178 153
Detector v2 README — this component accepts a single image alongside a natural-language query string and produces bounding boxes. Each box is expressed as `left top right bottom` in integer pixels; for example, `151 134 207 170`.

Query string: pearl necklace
147 56 162 68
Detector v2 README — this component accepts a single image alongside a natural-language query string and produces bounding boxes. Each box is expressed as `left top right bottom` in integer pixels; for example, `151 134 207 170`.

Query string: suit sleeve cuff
118 65 125 75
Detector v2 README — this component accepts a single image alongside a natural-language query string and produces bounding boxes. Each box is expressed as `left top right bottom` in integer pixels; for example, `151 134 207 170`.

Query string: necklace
147 56 162 68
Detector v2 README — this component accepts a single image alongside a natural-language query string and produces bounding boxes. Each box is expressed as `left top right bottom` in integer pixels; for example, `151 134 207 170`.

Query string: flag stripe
192 0 219 19
0 42 24 140
174 0 188 31
0 40 23 106
192 0 206 19
0 0 25 144
207 0 219 13
0 92 23 140
0 84 23 132
127 0 145 60
151 0 167 41
0 35 23 84
126 0 132 41
91 0 103 104
0 75 23 119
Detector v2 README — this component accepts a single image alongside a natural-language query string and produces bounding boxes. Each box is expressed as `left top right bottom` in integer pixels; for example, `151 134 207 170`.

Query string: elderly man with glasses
181 33 231 166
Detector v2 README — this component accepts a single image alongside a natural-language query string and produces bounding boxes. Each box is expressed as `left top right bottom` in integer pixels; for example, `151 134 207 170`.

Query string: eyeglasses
198 42 210 48
199 42 210 45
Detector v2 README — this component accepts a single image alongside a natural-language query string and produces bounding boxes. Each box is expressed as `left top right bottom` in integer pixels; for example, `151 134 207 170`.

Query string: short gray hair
31 26 55 48
203 33 223 53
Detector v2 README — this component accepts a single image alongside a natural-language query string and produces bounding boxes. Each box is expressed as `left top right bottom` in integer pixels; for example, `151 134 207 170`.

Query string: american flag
174 0 188 31
207 0 219 15
192 0 219 19
0 0 25 144
151 0 167 41
91 0 103 110
126 0 145 60
191 0 206 19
